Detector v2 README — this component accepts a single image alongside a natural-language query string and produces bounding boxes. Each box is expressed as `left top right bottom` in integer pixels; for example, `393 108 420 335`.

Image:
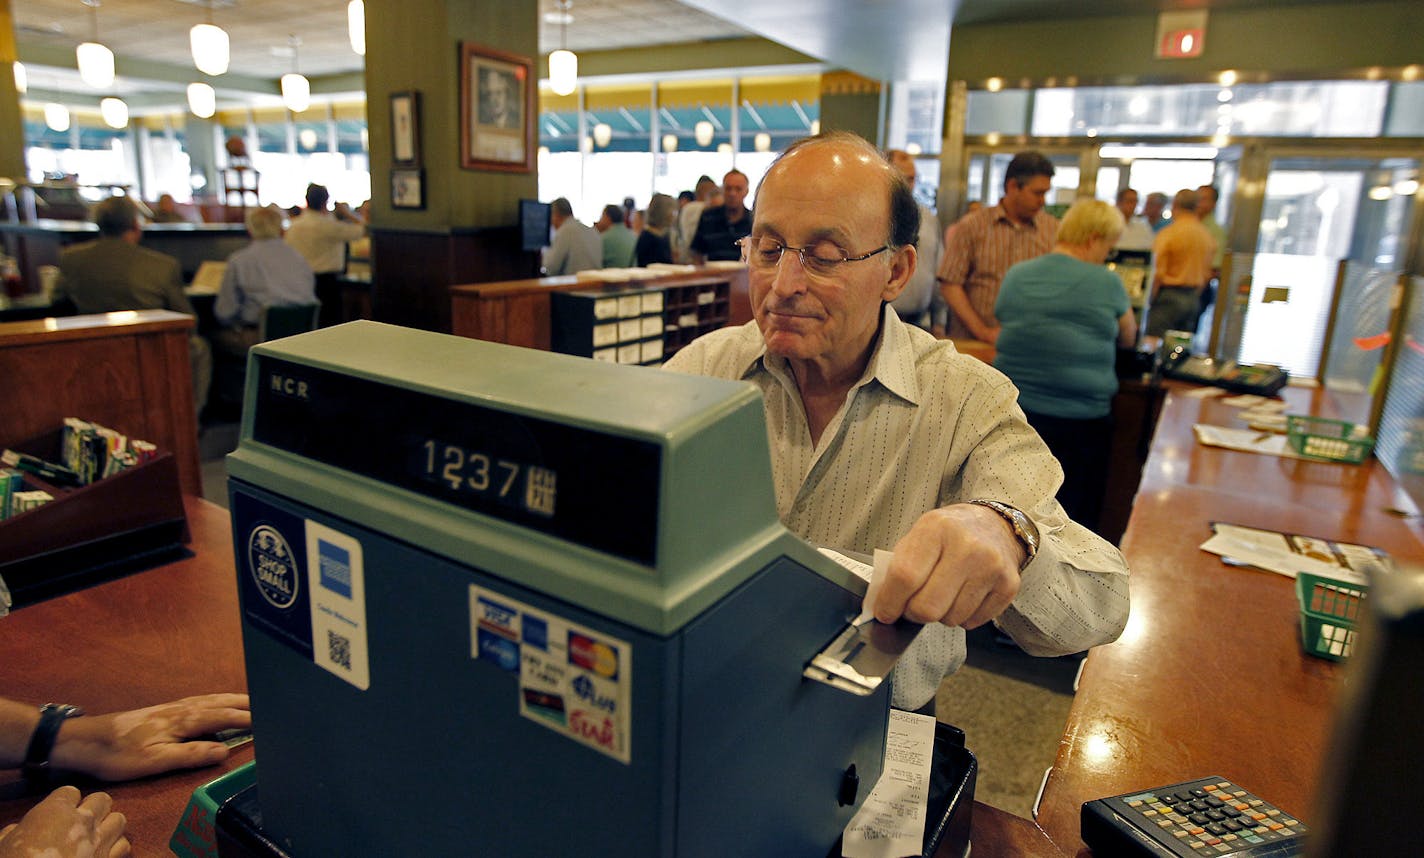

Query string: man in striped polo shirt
938 151 1059 343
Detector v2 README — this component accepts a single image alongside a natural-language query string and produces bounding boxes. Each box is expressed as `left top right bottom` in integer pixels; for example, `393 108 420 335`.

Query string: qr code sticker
327 629 352 670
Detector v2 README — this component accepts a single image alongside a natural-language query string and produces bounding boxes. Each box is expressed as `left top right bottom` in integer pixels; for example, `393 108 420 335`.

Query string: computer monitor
519 198 551 251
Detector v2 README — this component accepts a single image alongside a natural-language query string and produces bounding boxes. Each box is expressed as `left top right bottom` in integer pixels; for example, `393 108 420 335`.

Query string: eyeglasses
736 236 891 278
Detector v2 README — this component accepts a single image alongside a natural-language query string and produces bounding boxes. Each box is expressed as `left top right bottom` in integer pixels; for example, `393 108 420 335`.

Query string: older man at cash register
663 132 1130 713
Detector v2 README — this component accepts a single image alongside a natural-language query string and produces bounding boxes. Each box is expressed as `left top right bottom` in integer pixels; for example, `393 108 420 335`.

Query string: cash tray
0 428 188 606
209 723 977 858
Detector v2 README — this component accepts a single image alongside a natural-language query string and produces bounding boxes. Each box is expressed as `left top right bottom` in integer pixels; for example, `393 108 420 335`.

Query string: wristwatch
968 499 1040 570
22 703 85 785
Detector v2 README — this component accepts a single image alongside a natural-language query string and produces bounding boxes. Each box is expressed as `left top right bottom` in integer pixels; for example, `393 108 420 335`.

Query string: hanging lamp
100 96 128 128
188 82 216 118
190 2 230 76
549 1 577 97
281 35 311 113
76 1 114 89
348 1 366 56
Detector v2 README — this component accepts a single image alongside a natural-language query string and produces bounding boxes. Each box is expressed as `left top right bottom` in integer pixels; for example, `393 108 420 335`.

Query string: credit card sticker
468 584 631 764
306 520 370 690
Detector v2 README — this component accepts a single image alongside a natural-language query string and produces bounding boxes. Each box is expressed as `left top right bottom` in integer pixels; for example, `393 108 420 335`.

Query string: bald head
1172 189 1199 215
765 132 920 249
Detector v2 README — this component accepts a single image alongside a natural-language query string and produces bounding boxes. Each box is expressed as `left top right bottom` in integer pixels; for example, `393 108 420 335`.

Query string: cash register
216 321 935 857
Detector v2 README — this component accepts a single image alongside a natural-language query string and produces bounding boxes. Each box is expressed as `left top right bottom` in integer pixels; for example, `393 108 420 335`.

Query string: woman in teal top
994 198 1137 535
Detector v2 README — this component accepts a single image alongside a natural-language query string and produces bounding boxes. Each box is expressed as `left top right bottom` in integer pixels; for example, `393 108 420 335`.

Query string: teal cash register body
227 322 889 857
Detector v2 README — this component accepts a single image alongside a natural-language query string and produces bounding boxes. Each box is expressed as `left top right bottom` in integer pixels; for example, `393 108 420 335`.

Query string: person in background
663 132 1129 714
596 203 637 268
938 151 1058 344
885 148 947 336
636 194 677 267
54 196 211 417
213 206 316 358
1113 188 1154 251
689 169 752 264
149 193 197 224
1195 184 1227 332
673 176 718 263
284 184 365 328
0 693 251 858
542 197 600 276
1142 191 1169 232
993 198 1137 534
1145 188 1216 339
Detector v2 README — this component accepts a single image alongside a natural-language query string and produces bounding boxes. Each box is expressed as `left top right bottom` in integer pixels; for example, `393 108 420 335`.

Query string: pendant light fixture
281 35 311 113
348 1 366 56
76 0 114 89
661 133 678 153
188 82 216 118
44 103 71 133
100 96 128 128
548 0 577 97
694 120 714 147
190 1 230 76
592 122 612 148
12 62 26 94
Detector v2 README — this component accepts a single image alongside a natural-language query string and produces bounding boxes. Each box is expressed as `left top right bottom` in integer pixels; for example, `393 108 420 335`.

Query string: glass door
1233 155 1419 377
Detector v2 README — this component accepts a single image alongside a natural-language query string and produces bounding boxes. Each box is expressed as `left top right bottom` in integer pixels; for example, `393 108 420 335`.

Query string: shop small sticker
248 524 299 609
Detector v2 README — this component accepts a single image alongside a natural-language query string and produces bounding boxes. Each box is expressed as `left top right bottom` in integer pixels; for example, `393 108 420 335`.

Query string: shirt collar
739 304 921 406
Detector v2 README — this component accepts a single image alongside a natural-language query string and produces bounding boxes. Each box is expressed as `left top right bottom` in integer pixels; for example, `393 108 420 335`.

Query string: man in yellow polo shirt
1146 188 1216 339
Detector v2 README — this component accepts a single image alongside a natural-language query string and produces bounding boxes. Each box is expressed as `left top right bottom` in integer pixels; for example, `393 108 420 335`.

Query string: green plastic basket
1285 415 1375 464
1295 572 1369 661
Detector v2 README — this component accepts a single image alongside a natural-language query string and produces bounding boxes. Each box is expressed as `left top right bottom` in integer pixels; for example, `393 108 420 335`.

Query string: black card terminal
1081 776 1306 857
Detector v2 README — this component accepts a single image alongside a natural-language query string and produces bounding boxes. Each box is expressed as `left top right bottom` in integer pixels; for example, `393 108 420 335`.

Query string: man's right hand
0 786 129 858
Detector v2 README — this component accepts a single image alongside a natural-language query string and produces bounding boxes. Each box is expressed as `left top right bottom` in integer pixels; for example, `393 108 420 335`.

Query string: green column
0 0 26 182
818 71 883 145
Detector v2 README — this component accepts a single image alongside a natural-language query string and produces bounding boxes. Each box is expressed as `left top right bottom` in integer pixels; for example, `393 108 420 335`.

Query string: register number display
252 357 661 565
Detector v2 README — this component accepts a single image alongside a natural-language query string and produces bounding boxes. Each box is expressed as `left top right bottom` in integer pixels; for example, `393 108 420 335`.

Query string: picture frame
390 91 421 166
459 42 535 173
391 168 425 210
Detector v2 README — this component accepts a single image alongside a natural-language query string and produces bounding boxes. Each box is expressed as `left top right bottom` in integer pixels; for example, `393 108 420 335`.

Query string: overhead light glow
299 128 319 150
753 132 771 152
76 41 115 89
13 61 26 94
100 96 128 128
348 1 366 56
580 135 593 153
1218 70 1238 86
716 142 732 154
1218 88 1234 102
187 82 216 118
1368 185 1393 201
661 133 678 153
190 23 230 76
1128 94 1150 117
905 142 922 155
282 73 311 113
1394 179 1420 196
809 119 820 135
44 103 70 132
592 122 612 147
986 77 1003 92
694 120 714 147
549 49 577 96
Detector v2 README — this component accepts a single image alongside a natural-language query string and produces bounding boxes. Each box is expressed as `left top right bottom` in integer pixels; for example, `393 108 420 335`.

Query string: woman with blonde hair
993 197 1137 536
635 193 677 266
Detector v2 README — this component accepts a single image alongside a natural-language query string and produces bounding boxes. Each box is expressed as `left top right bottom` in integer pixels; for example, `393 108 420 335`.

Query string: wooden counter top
0 497 251 851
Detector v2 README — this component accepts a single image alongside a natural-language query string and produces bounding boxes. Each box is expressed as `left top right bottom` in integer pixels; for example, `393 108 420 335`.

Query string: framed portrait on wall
390 91 420 165
459 42 535 173
391 168 425 209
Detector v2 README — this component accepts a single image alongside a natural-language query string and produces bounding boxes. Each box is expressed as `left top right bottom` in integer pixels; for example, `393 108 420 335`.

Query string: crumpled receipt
842 707 937 858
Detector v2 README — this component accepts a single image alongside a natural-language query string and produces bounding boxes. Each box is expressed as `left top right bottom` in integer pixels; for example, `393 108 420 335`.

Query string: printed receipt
842 708 937 858
816 547 894 624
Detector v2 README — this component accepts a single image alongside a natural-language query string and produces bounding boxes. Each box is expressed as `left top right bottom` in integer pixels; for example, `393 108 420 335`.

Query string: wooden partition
450 266 751 350
0 310 202 495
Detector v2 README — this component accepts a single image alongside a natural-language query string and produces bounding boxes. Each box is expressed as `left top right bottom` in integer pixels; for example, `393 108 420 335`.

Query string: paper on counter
1182 386 1226 399
842 709 937 858
1193 424 1299 458
1200 523 1373 585
1221 393 1270 408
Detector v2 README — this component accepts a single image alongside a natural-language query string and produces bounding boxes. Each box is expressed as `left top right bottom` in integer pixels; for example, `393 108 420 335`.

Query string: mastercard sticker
468 584 632 764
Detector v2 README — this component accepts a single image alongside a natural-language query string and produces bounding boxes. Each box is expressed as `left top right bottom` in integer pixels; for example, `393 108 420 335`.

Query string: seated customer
213 206 316 359
993 198 1137 535
54 196 212 416
596 204 637 268
0 693 251 858
635 194 676 267
149 193 198 224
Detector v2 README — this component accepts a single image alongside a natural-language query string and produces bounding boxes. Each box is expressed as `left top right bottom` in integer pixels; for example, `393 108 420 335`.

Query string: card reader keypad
1117 777 1306 855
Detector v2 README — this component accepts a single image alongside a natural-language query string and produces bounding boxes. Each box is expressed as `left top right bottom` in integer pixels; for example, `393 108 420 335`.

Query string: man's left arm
875 378 1129 655
164 257 196 316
